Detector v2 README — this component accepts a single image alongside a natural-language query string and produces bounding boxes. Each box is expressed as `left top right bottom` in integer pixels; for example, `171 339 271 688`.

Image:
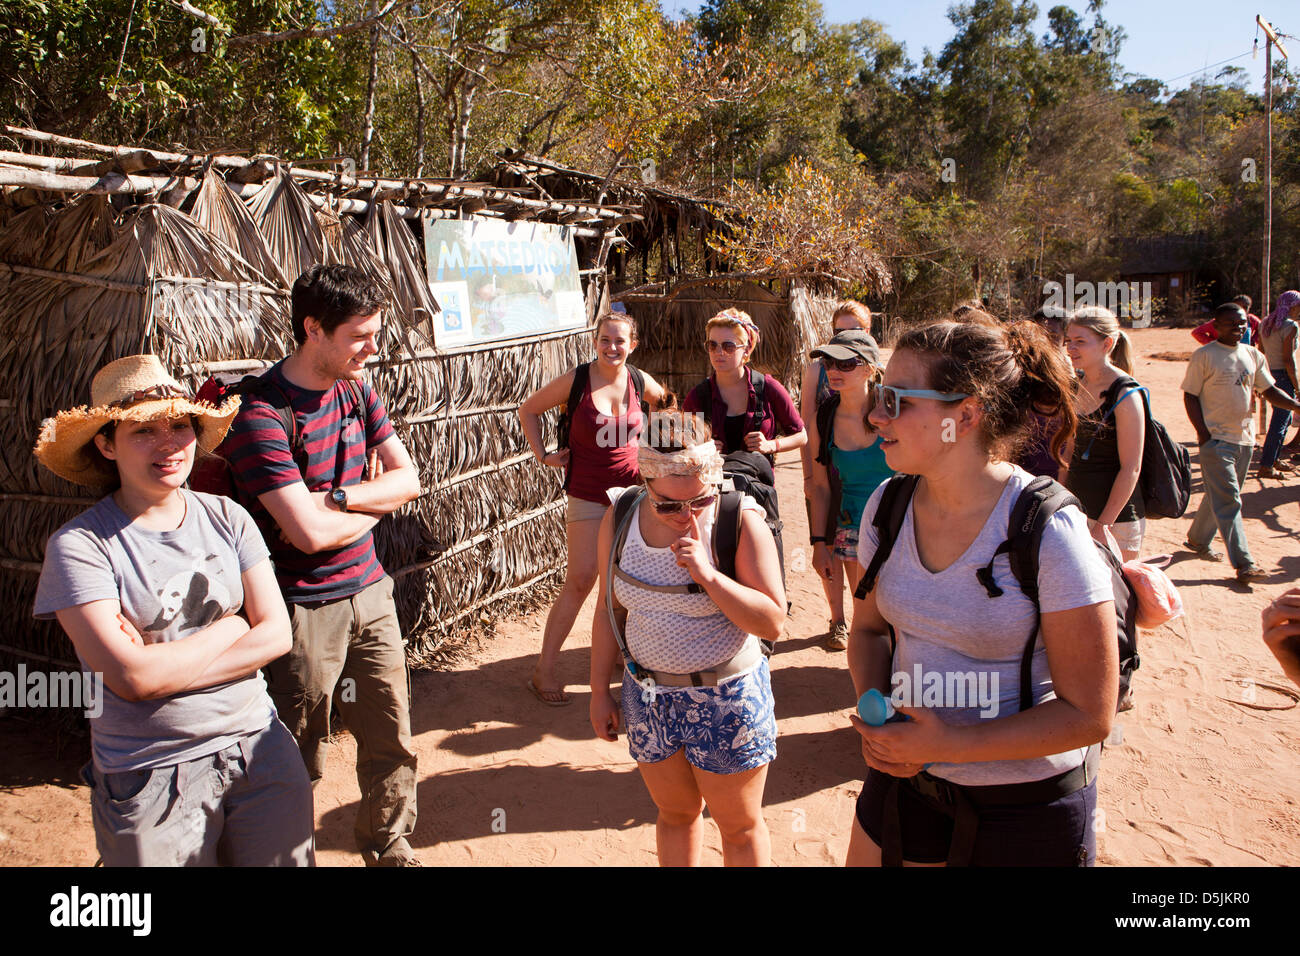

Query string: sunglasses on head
876 384 971 419
706 340 743 354
824 357 865 373
647 489 719 515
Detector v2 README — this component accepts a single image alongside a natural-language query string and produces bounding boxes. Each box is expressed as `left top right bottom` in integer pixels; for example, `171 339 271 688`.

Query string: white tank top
613 496 762 674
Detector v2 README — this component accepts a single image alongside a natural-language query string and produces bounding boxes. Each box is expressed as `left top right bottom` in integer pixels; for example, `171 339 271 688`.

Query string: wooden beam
0 166 196 195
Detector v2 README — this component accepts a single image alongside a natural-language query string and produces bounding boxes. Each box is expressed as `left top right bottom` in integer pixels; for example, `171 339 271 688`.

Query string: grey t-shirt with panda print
35 490 275 773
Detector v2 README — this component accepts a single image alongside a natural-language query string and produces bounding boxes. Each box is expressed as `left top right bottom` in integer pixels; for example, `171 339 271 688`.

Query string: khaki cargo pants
267 575 417 865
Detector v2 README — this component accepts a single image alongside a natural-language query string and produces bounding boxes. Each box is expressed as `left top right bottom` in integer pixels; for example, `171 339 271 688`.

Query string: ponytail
1110 331 1135 375
894 320 1078 467
1003 321 1079 468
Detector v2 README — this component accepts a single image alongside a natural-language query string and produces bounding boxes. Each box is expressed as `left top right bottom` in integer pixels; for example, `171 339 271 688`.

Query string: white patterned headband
638 440 724 485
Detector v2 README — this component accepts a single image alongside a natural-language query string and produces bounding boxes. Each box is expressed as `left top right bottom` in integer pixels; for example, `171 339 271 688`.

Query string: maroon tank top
567 367 643 504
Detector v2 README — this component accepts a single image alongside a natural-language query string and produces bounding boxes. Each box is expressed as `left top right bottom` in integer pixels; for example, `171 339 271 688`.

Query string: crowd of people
28 261 1300 867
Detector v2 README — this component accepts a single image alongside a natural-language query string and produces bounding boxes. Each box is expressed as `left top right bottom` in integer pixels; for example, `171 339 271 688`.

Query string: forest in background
2 0 1297 320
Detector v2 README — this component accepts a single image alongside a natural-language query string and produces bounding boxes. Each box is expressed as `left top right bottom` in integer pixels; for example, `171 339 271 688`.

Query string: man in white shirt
1182 303 1300 580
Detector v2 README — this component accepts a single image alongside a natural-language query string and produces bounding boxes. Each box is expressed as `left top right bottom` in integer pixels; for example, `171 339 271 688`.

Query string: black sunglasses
824 357 865 373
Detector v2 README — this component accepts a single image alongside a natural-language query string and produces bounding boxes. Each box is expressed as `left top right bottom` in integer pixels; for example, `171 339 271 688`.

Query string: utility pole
1257 15 1289 318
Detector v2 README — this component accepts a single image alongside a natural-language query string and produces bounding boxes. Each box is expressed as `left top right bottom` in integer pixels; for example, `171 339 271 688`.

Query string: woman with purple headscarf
1257 290 1300 478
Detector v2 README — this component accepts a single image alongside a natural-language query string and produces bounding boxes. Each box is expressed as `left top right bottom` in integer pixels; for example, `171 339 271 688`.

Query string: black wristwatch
810 535 827 545
330 487 349 512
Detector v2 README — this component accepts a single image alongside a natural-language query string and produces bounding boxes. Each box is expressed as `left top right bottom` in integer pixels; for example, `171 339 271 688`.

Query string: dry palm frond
364 201 441 344
244 167 341 283
190 170 289 287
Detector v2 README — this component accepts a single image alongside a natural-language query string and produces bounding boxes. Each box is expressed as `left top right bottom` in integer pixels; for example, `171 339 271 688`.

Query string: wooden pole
1264 31 1273 318
1257 16 1290 318
0 166 197 195
1 125 634 222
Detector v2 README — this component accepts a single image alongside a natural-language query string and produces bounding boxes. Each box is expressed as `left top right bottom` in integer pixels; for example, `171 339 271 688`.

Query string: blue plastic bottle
856 688 930 770
857 688 907 726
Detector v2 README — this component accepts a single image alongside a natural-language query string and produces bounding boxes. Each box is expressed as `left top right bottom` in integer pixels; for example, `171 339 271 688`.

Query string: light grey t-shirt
857 467 1114 786
34 490 275 773
1260 318 1298 370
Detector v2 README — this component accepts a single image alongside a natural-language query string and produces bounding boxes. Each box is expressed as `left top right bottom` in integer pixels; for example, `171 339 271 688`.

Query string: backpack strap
854 474 920 600
559 362 591 490
606 487 648 682
750 369 768 434
712 489 743 583
975 476 1081 712
815 392 844 542
815 392 839 467
242 373 304 472
693 379 714 433
628 365 648 419
1079 376 1146 462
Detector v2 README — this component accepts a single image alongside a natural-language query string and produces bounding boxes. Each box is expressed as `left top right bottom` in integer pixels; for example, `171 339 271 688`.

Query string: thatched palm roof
0 127 847 677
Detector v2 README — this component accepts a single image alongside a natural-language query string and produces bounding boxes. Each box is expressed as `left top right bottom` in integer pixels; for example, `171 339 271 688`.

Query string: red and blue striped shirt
224 360 395 604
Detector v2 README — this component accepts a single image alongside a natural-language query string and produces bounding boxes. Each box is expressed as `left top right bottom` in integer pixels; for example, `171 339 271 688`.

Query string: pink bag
1122 554 1183 629
1094 527 1183 630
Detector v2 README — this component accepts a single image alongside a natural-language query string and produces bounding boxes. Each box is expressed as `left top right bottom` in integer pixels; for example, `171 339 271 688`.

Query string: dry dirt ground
2 326 1298 867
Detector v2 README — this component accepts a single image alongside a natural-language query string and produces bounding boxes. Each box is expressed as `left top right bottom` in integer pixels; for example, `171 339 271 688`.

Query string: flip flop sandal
527 679 571 706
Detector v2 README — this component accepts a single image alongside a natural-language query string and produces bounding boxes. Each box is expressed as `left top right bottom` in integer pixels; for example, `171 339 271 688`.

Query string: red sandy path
2 326 1298 866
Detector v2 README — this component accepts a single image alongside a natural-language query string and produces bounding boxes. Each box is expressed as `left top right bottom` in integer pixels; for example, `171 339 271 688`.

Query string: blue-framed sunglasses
876 384 971 419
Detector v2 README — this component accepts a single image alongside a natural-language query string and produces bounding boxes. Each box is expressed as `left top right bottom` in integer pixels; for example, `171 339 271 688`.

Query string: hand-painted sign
424 218 586 347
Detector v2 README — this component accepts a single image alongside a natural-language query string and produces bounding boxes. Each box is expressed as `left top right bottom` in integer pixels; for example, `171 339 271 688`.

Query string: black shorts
855 767 1097 866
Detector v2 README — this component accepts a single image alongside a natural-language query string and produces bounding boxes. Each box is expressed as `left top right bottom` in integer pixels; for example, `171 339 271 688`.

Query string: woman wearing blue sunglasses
845 320 1118 867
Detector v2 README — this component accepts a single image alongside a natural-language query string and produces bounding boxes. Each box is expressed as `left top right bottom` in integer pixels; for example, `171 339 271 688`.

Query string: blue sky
667 1 1290 92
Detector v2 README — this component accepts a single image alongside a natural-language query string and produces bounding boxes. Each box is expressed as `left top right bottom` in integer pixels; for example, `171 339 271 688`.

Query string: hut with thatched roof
0 128 873 685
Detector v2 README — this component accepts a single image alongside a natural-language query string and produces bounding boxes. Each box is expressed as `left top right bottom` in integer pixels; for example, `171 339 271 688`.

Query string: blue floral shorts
621 656 777 774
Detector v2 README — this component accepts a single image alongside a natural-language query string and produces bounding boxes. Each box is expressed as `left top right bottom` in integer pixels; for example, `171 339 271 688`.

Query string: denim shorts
855 767 1096 866
622 656 777 774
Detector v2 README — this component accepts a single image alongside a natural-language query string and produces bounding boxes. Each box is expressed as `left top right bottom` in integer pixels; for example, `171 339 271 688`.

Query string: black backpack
556 361 647 490
191 367 365 499
854 474 1140 712
1080 377 1191 519
721 449 785 584
689 371 769 454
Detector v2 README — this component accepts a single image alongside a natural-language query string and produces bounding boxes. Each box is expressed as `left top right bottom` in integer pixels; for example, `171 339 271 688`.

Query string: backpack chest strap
613 564 705 595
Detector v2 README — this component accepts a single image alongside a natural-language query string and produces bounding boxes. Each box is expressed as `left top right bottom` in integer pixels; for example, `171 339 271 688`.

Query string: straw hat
33 354 240 487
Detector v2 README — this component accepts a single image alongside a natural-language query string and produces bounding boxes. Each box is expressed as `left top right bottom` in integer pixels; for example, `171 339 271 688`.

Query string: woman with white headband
589 411 785 866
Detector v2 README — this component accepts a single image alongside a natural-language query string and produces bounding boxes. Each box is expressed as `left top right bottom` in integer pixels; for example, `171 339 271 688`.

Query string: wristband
810 535 827 545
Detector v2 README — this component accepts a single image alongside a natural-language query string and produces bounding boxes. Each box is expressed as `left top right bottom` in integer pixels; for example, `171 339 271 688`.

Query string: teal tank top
831 436 893 529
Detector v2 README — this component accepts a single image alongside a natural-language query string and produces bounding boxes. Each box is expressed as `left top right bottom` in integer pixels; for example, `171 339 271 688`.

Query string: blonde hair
1067 306 1134 374
832 301 872 330
706 308 757 362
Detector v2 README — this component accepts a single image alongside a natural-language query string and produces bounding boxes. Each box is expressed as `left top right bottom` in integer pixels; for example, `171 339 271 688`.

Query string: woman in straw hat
590 410 785 866
32 354 314 866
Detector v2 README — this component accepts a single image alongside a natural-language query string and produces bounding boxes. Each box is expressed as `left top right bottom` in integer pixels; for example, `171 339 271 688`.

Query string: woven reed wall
0 181 594 676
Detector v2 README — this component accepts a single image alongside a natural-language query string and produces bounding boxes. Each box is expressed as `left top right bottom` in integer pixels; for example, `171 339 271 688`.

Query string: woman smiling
33 355 313 867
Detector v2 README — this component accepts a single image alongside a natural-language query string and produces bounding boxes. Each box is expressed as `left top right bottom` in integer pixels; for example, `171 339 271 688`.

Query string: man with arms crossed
226 264 423 866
